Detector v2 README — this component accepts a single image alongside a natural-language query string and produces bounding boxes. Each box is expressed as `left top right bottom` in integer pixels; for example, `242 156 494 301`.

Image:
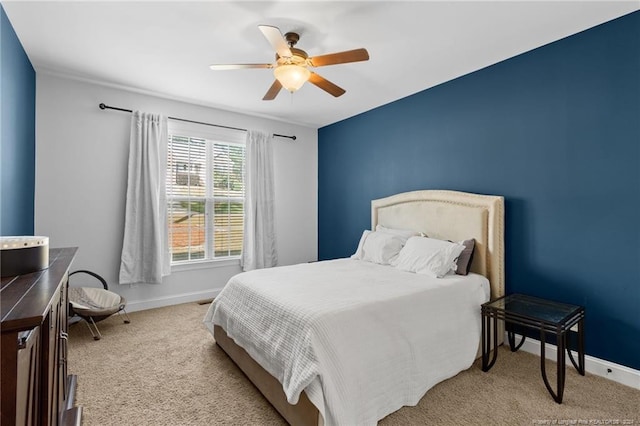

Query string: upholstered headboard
371 190 505 300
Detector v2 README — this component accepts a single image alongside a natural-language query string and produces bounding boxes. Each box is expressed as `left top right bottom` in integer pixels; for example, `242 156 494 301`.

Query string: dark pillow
455 239 475 276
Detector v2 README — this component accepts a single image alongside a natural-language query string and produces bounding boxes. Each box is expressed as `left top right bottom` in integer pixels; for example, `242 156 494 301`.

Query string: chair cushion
69 287 124 317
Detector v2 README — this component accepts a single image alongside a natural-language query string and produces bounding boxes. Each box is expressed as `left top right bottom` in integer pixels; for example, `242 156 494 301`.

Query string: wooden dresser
1 247 82 425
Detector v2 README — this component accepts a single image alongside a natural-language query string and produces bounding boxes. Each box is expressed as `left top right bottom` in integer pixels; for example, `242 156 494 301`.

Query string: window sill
171 257 241 272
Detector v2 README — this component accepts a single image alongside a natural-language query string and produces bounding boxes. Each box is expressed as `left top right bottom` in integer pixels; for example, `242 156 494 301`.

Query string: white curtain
119 111 170 284
240 130 277 271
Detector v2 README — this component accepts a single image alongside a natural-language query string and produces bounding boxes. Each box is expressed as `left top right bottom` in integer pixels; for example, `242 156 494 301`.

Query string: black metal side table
481 293 585 403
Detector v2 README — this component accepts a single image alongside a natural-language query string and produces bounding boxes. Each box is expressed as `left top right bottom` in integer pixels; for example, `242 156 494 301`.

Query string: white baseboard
125 288 222 313
506 332 640 390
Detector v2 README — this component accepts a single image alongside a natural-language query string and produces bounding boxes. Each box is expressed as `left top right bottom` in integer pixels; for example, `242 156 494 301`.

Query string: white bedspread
203 259 490 425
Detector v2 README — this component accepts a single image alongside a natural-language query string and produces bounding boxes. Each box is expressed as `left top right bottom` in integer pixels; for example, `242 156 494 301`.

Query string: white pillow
360 231 405 265
393 236 465 278
375 225 420 243
351 230 371 260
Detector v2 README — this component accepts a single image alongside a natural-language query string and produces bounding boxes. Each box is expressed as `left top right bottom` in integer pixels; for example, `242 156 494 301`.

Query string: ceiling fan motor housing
276 47 308 65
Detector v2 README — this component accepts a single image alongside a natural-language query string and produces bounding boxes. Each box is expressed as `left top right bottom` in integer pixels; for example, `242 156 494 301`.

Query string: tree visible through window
167 133 245 263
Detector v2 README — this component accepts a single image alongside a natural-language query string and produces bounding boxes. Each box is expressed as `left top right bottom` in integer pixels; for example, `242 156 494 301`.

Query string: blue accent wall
319 12 640 370
1 5 36 236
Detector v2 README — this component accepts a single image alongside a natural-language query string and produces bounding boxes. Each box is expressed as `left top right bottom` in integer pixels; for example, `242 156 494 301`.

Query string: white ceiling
3 1 638 128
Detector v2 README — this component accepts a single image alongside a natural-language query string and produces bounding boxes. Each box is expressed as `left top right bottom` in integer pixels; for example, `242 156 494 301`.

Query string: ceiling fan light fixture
211 25 368 100
274 64 310 93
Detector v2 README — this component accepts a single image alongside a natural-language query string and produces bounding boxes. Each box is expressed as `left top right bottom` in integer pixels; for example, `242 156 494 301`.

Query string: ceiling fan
210 25 369 100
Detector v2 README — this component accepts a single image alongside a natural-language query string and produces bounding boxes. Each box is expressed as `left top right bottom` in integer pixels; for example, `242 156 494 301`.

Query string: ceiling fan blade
308 72 346 97
209 64 272 70
263 80 283 101
309 48 369 67
258 25 293 58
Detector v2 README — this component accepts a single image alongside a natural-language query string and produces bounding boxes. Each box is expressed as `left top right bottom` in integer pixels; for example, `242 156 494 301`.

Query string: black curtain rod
98 103 296 141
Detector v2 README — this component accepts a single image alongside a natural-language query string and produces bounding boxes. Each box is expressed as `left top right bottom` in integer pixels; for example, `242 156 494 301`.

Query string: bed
204 190 505 425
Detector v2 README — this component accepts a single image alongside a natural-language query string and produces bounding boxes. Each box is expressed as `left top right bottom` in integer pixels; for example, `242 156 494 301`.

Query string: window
166 124 245 264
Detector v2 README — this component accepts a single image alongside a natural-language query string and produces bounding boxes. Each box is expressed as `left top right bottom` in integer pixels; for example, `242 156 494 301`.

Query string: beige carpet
68 303 639 425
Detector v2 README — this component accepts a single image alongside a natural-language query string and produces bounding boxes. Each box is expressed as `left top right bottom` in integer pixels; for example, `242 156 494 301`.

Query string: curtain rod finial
99 103 106 110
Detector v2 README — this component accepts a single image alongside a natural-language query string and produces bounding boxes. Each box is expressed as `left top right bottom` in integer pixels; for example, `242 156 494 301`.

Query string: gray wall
35 73 318 310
